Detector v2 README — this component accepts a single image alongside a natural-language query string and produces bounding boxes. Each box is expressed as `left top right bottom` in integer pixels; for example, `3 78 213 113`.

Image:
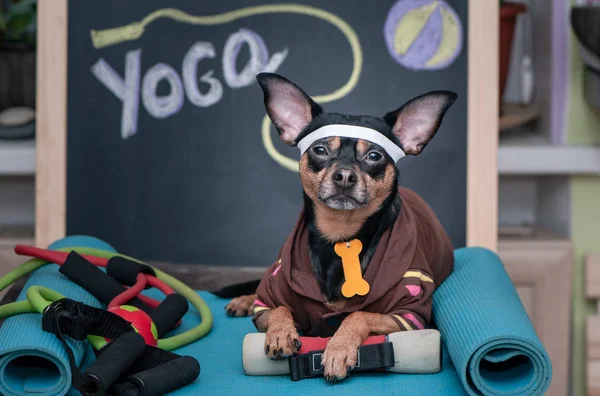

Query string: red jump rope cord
13 244 174 304
108 273 147 310
107 274 176 310
146 275 174 295
14 245 109 267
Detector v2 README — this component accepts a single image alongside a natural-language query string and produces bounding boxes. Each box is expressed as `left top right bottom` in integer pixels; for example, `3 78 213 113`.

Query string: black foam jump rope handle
59 252 151 311
148 293 189 338
84 331 146 396
106 256 156 287
128 356 200 396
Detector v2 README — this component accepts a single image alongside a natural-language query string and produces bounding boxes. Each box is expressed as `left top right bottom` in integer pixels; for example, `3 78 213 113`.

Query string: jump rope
0 245 214 395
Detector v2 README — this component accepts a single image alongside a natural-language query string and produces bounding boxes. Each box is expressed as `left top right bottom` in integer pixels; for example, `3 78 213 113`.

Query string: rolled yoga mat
0 236 112 396
432 247 552 396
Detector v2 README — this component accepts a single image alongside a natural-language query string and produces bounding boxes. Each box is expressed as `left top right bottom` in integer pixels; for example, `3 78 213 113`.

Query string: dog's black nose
332 168 357 189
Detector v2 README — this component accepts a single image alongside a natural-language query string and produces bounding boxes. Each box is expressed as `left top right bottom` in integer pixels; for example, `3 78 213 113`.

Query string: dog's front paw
225 295 255 317
264 326 301 360
321 336 361 383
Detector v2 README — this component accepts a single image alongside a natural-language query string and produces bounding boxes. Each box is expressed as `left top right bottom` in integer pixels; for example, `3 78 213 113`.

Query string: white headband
296 124 406 162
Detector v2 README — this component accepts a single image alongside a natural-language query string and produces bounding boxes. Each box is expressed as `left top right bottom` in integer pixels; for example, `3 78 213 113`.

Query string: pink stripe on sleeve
253 299 268 307
272 264 281 276
405 285 422 297
402 313 424 330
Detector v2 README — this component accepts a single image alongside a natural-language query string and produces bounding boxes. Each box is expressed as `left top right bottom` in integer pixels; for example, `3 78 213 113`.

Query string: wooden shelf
0 224 34 297
500 103 542 131
0 139 35 176
499 144 600 175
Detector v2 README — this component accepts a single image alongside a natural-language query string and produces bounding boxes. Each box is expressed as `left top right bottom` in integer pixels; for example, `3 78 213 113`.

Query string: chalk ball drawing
383 0 463 70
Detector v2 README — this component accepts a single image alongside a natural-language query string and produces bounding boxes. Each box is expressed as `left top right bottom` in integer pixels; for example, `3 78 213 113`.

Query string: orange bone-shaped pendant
334 239 370 298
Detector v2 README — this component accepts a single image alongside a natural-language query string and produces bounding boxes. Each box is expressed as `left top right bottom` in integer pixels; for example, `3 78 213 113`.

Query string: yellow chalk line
90 5 363 173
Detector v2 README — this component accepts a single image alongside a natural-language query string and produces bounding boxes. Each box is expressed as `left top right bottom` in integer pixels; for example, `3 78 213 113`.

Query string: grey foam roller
242 330 441 376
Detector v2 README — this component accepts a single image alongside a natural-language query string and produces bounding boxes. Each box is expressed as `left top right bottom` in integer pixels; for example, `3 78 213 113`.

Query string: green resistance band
0 246 213 351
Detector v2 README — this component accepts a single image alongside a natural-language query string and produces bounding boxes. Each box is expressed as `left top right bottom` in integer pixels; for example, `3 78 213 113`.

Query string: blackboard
65 0 468 266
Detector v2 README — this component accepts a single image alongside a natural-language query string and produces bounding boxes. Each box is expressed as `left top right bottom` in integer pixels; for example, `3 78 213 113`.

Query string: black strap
288 342 395 381
288 350 323 381
354 341 396 371
42 298 133 341
41 298 198 396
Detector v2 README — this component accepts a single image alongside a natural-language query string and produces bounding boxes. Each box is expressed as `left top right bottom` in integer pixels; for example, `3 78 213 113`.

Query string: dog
221 72 456 383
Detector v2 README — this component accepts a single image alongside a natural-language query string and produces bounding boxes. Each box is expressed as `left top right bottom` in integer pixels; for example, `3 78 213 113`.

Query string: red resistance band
14 245 175 312
296 335 387 354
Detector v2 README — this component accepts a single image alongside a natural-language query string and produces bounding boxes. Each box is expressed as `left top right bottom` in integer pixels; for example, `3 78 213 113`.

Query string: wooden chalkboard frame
35 1 499 251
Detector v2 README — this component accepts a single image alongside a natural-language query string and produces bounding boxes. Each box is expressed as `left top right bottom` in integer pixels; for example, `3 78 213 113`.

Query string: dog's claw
325 374 337 384
265 345 270 354
269 347 286 361
293 339 301 349
321 336 360 383
264 321 299 361
224 295 255 317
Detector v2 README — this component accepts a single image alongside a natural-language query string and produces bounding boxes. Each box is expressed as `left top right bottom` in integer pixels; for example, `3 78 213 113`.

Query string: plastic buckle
43 299 66 316
42 299 72 333
310 351 323 375
41 299 92 341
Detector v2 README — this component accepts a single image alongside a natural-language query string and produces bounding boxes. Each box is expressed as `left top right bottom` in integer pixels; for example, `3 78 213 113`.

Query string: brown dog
225 72 456 383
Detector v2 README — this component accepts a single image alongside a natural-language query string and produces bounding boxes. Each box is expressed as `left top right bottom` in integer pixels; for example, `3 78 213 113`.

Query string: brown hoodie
253 186 454 337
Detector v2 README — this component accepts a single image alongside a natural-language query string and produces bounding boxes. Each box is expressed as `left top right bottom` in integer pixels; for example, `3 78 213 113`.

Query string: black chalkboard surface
66 0 468 266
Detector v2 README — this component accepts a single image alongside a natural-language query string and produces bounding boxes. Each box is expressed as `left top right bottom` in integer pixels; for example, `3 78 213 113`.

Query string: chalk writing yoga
86 4 362 172
91 28 287 139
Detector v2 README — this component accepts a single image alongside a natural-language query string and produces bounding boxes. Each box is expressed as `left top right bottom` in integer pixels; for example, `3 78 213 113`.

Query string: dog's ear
256 73 323 146
383 91 457 155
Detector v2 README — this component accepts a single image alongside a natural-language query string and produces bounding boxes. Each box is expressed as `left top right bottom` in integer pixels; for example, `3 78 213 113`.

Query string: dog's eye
367 151 382 162
312 146 328 156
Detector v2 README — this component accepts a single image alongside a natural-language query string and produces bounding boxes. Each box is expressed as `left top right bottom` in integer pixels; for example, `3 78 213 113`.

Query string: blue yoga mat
0 236 111 396
0 237 552 395
433 247 552 395
139 291 466 395
135 248 551 395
